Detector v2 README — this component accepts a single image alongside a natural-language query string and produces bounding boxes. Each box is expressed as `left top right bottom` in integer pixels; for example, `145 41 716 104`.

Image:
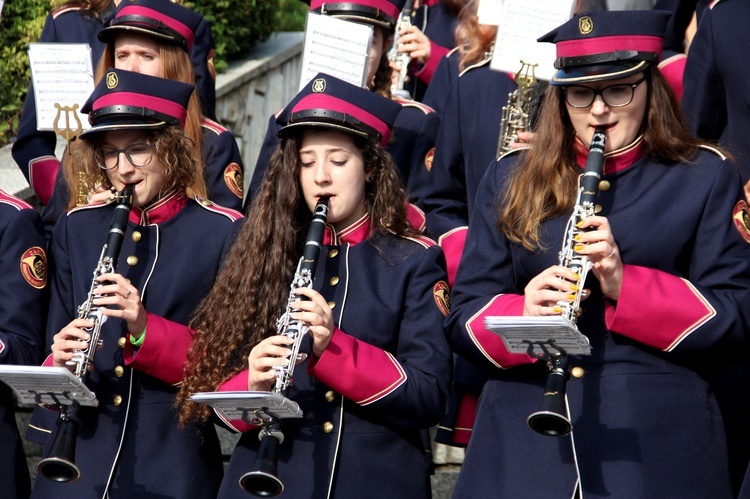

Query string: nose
590 94 609 115
116 151 136 174
123 58 140 73
313 161 331 185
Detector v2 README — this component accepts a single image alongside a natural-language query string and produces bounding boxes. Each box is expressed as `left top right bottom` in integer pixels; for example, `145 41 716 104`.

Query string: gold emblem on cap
579 16 594 35
312 78 327 93
106 71 119 90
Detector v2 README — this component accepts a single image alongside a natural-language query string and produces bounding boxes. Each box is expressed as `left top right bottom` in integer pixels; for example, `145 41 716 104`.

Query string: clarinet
387 0 415 99
240 196 330 497
527 127 606 437
36 185 134 482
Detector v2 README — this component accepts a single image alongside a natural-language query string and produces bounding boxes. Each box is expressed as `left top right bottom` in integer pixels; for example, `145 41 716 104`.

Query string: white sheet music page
484 316 592 356
489 0 576 81
28 43 94 132
299 12 372 91
190 391 303 420
0 365 98 406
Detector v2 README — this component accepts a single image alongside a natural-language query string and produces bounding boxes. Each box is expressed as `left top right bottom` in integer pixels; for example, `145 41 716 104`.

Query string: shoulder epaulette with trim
66 201 109 216
459 54 491 77
709 0 723 9
394 96 435 114
200 117 228 135
399 233 437 249
496 145 529 162
194 197 244 221
52 6 86 19
0 189 34 211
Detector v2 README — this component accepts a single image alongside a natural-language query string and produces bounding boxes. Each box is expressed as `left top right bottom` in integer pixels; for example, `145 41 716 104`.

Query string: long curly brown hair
497 66 707 250
65 127 199 208
176 129 417 425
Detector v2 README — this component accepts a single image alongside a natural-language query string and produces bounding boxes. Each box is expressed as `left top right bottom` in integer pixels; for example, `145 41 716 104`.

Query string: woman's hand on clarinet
51 319 95 369
572 216 623 301
246 335 296 392
92 272 147 338
523 265 582 316
291 287 335 358
397 24 431 65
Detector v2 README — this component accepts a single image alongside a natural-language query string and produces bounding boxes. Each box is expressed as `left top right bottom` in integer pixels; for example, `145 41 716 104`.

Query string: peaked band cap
309 0 406 29
539 10 671 85
80 68 194 138
276 73 401 147
99 0 202 51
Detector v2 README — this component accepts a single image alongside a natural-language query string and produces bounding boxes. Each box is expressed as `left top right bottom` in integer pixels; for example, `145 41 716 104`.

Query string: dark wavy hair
497 66 708 250
64 126 199 209
177 128 417 425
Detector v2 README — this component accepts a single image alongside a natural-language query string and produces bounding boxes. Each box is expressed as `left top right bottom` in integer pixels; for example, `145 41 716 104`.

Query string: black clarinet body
37 185 134 482
240 196 330 497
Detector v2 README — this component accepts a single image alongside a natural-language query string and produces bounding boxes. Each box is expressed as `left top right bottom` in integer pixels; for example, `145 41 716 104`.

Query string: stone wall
2 31 462 498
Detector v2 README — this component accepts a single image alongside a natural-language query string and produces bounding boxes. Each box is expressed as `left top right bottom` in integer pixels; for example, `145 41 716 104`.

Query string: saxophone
36 184 134 482
387 0 415 99
497 60 545 157
527 127 606 438
240 196 329 497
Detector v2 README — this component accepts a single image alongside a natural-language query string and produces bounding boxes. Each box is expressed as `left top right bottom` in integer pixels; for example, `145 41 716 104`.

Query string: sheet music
489 0 576 81
477 0 502 26
190 391 303 422
28 42 94 132
299 12 372 90
0 365 98 406
484 316 592 356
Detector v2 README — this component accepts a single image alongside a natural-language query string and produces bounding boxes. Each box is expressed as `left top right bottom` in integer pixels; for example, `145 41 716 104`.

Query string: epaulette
398 233 437 249
52 6 86 19
200 117 228 135
446 46 460 58
195 197 244 221
496 145 529 162
0 189 33 211
394 96 435 114
709 0 723 9
698 144 728 161
66 200 110 216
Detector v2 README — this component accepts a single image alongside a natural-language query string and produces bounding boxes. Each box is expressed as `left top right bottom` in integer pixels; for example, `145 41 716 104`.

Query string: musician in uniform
247 0 440 215
447 10 750 497
11 0 218 228
178 73 452 498
0 191 48 499
27 69 243 498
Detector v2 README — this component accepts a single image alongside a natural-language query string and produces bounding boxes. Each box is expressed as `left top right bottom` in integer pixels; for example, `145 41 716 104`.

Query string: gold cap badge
106 71 119 90
312 78 327 93
579 16 594 35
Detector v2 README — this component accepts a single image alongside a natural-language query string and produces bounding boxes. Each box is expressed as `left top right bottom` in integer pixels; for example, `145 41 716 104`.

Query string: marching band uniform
448 11 750 498
403 0 460 103
247 0 440 210
215 74 452 498
0 191 48 499
27 70 243 498
11 0 219 210
682 0 750 185
421 47 460 118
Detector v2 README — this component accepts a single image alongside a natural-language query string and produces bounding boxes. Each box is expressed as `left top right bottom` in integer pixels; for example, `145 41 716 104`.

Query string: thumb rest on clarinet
239 196 330 497
36 185 134 482
387 0 415 100
527 127 606 438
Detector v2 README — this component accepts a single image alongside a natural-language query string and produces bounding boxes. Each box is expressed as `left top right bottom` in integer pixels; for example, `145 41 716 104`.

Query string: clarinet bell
36 415 81 482
527 363 572 437
239 431 284 497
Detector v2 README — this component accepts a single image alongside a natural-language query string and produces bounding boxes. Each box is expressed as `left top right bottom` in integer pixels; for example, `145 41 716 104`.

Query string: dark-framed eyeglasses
94 143 155 170
563 77 647 108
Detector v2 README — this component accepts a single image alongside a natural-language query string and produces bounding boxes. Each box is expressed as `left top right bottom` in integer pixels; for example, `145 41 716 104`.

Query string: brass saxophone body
497 61 546 157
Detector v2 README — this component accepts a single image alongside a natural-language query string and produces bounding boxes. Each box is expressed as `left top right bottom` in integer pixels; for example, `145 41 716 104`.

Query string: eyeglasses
94 143 155 170
563 77 646 108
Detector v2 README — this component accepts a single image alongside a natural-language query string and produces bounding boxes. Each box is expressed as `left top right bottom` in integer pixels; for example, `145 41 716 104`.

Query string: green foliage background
0 0 308 145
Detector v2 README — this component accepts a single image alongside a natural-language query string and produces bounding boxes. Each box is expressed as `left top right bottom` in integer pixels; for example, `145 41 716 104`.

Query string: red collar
575 135 646 175
323 213 371 246
129 191 187 226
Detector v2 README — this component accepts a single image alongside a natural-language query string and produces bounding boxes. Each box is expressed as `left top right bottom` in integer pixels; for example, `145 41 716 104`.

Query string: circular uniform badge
424 147 435 172
433 280 451 317
733 200 750 244
20 246 47 289
223 162 244 199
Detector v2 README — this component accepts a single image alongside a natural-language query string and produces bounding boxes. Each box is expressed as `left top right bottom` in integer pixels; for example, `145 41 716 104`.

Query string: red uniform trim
309 327 407 405
123 312 193 385
93 92 187 127
415 42 449 84
216 371 257 433
28 156 60 206
200 117 228 135
438 226 467 287
194 197 244 221
115 5 195 50
658 53 687 101
604 264 716 351
51 6 85 18
556 35 664 59
394 95 435 114
309 0 401 20
465 294 536 368
575 135 645 174
0 189 33 210
452 390 479 446
406 202 426 231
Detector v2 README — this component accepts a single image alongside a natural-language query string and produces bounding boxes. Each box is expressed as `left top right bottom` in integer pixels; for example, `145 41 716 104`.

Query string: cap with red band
309 0 406 29
538 10 671 86
80 68 194 138
276 73 401 147
99 0 201 52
